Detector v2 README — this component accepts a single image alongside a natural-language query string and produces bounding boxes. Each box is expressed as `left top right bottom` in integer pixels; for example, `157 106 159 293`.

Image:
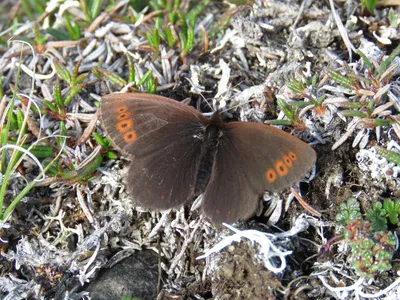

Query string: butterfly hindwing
202 122 316 224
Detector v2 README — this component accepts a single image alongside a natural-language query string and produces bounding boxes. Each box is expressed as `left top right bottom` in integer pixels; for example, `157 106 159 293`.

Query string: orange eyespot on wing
116 112 133 121
288 151 297 161
283 155 293 167
123 130 137 143
116 119 134 133
274 160 288 176
266 168 278 183
115 106 128 114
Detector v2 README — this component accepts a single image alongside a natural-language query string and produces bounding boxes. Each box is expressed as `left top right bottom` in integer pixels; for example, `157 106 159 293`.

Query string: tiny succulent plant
336 198 398 278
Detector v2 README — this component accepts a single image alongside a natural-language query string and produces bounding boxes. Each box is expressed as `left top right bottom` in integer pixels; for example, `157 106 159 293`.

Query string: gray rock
84 251 159 300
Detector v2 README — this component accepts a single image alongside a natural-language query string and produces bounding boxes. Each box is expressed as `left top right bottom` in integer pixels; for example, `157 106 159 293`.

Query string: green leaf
265 119 293 126
60 154 103 182
63 83 85 105
277 98 295 120
387 212 398 225
357 50 374 73
93 132 111 149
47 28 72 41
316 96 326 105
362 0 379 13
88 0 102 20
183 25 194 54
106 151 118 159
336 198 362 225
64 14 81 40
366 202 387 231
388 9 399 28
44 100 58 112
94 67 127 87
186 0 210 28
15 110 27 136
161 25 176 47
372 119 391 127
33 22 47 46
287 80 306 94
375 146 400 165
379 43 400 76
80 0 91 22
311 73 318 88
340 110 367 118
129 0 149 11
56 121 67 149
23 144 54 158
53 79 63 109
327 69 355 88
53 60 72 83
126 54 136 83
383 198 395 213
137 70 153 87
146 28 160 48
145 76 158 94
383 198 400 225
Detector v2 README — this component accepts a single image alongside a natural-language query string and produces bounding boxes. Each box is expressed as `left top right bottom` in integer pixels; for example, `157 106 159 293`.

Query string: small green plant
336 198 362 225
286 74 327 115
336 198 398 278
322 44 400 144
93 133 117 160
47 153 103 183
32 22 47 53
80 0 102 22
366 199 400 231
265 98 307 131
63 14 82 40
20 0 46 21
0 45 103 221
46 1 102 41
388 9 399 28
93 65 158 94
45 60 88 118
47 13 82 41
360 0 379 14
141 0 209 60
0 101 60 220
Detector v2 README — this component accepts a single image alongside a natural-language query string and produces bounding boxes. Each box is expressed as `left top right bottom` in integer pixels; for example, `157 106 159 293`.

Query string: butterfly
100 93 316 224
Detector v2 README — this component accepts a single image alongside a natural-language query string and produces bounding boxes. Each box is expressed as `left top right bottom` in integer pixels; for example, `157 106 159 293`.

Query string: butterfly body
100 93 316 224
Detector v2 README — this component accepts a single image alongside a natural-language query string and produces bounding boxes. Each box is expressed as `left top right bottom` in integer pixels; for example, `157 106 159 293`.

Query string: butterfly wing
101 93 208 209
202 122 316 224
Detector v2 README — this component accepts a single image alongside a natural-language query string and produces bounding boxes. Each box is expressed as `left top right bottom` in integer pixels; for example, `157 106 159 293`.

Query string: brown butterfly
100 93 316 224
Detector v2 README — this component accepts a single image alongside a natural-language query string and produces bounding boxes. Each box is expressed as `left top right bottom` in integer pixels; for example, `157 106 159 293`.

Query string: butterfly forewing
101 93 208 158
